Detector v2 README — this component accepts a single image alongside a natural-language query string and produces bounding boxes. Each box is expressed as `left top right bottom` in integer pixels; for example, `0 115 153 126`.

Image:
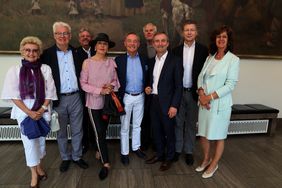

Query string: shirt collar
184 41 195 48
127 52 139 58
82 46 91 53
56 45 71 52
155 50 168 61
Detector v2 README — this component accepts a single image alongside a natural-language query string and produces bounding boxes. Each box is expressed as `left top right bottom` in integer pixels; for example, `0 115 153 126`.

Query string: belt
61 91 78 96
183 87 192 92
125 92 143 96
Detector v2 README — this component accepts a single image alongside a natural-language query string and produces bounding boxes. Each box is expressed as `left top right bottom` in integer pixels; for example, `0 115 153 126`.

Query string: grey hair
52 21 71 33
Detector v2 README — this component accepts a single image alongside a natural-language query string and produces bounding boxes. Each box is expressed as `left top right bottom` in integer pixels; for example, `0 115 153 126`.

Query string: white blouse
1 64 58 123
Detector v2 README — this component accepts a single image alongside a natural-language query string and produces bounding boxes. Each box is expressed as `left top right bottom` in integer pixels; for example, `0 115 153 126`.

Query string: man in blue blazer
41 21 88 173
115 32 147 165
145 32 183 171
172 20 209 165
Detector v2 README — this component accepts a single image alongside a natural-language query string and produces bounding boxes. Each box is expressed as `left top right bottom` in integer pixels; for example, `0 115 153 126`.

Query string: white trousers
120 93 144 155
21 133 46 167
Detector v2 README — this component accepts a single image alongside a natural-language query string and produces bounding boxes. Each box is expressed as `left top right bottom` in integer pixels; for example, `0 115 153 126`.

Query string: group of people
1 20 240 187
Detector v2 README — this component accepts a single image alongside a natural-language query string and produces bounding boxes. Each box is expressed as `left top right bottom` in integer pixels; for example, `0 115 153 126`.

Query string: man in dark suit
76 27 95 64
172 20 209 165
145 32 183 171
115 32 147 165
76 27 95 154
138 23 157 151
41 21 88 172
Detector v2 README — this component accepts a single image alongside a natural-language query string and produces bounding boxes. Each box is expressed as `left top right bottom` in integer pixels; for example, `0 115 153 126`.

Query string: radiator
228 120 269 134
0 124 127 141
0 120 268 141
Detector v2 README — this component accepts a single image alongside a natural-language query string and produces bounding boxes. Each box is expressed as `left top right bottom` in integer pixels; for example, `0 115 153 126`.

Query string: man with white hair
138 22 157 59
41 21 88 172
138 23 158 151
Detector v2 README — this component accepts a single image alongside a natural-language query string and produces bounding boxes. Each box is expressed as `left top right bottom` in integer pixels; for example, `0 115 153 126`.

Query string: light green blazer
197 51 240 112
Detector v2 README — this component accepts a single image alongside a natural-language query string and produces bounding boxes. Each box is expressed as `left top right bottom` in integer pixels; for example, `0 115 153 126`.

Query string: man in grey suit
41 21 88 172
172 20 209 165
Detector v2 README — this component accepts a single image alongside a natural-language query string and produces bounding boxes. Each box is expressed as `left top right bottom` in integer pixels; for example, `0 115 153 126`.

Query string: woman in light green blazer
195 26 240 178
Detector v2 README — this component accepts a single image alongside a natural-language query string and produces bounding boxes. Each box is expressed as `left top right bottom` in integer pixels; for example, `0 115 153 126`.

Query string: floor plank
0 128 282 188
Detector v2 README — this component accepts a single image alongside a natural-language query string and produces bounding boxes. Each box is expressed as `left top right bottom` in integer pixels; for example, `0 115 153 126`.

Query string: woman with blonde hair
1 36 57 188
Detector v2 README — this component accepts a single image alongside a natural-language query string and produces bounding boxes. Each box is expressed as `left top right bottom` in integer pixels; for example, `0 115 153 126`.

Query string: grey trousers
175 91 198 154
55 93 83 161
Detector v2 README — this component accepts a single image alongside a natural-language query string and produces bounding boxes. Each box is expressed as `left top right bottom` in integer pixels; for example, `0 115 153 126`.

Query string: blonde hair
53 21 71 33
19 36 43 56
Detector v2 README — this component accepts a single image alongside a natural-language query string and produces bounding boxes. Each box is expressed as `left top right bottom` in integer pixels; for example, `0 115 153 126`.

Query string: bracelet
210 94 214 101
41 105 48 110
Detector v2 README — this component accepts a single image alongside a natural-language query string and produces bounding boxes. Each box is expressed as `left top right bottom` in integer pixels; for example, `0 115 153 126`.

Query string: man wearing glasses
41 21 88 172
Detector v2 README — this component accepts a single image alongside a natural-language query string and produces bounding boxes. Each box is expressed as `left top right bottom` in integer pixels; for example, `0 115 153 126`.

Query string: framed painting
0 0 281 59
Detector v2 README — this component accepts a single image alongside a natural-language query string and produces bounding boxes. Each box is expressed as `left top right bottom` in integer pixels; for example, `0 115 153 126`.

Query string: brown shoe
145 155 160 164
159 161 172 171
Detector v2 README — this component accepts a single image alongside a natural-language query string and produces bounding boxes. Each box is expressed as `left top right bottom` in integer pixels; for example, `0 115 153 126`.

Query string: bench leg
267 118 277 136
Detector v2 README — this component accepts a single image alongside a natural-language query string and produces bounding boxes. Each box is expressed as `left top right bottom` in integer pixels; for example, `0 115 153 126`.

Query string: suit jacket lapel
159 52 170 82
139 55 147 79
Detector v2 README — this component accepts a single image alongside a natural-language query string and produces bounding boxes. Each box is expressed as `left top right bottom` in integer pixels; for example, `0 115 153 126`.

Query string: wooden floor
1 127 282 188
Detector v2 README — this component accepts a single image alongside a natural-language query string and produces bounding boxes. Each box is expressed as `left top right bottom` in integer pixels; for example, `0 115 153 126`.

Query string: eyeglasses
54 32 70 37
24 48 39 53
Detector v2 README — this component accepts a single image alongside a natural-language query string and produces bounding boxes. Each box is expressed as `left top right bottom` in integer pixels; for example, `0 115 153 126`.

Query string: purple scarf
19 59 45 111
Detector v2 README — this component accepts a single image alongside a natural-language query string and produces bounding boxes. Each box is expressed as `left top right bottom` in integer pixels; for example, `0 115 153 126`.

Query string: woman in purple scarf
1 36 57 188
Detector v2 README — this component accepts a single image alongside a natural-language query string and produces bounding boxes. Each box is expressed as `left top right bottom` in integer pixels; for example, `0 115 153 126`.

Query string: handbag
20 117 50 139
103 92 126 116
50 110 60 132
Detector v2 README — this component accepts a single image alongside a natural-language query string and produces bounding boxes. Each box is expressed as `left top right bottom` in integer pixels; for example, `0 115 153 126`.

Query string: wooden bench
0 104 280 140
231 104 279 136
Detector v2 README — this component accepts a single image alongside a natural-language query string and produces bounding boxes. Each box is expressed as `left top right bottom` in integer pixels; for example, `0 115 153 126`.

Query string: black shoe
173 152 181 162
133 149 146 159
38 173 48 181
120 154 129 166
140 145 149 151
99 166 109 180
185 154 194 166
73 159 89 169
60 160 71 172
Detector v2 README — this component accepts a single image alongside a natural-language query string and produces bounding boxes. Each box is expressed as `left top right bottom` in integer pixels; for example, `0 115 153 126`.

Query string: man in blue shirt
41 21 88 172
116 32 147 165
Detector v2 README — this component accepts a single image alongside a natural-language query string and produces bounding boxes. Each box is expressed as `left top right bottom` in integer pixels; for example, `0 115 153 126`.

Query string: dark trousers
141 95 152 149
89 109 109 163
82 107 95 150
150 95 176 161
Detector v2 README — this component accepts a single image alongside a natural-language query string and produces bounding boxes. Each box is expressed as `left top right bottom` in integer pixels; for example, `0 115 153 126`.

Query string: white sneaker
195 160 211 172
202 165 218 178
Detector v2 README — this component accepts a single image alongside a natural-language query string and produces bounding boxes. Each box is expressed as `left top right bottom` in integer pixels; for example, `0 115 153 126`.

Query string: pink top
80 57 120 110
